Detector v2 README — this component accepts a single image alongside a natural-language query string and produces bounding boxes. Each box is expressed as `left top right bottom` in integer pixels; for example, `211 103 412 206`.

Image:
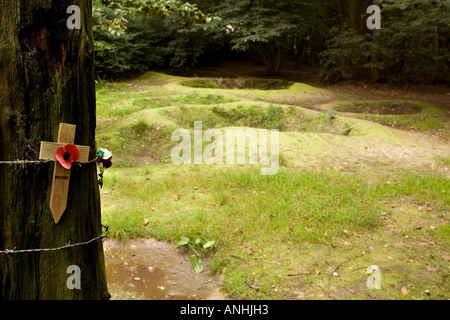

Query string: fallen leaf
442 255 450 261
296 292 305 299
401 287 409 295
143 218 150 226
425 265 438 272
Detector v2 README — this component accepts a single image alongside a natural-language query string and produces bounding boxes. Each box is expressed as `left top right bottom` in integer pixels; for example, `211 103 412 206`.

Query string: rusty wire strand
0 157 99 166
0 225 110 255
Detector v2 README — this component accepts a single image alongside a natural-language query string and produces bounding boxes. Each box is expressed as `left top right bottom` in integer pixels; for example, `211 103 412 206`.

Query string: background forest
93 0 449 83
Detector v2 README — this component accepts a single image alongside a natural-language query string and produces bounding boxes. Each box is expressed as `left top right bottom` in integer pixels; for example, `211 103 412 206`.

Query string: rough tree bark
0 0 109 299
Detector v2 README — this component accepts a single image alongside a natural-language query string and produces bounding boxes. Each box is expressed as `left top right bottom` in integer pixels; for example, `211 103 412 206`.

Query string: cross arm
39 142 90 163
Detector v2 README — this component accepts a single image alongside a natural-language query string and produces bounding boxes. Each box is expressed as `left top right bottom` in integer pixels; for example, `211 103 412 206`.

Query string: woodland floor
97 62 449 300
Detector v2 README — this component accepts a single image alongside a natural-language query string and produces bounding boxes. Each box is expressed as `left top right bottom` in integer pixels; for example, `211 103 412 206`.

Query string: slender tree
0 0 109 299
216 0 308 76
349 0 359 31
369 0 381 82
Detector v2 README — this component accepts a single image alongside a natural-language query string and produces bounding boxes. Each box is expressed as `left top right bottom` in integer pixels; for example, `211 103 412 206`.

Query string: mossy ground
97 71 449 300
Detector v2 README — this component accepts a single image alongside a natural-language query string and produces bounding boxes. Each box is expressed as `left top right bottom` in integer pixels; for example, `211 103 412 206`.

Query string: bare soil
104 238 226 300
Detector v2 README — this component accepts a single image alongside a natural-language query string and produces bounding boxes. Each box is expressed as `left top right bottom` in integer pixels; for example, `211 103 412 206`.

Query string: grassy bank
96 71 449 300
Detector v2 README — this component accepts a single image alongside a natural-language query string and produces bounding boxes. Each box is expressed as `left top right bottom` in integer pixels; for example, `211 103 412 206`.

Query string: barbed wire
0 224 110 255
3 158 101 165
0 157 99 167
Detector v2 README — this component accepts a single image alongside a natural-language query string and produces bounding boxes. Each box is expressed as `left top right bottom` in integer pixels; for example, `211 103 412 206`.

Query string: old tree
0 1 109 299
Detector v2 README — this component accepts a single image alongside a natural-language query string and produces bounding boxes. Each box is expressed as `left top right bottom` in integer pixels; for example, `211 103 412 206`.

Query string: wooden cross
39 123 90 224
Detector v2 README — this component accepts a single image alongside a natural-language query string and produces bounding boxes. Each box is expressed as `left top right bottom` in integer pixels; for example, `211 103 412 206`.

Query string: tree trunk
349 0 359 31
264 41 282 76
348 0 365 79
431 25 439 83
0 0 110 300
370 0 381 82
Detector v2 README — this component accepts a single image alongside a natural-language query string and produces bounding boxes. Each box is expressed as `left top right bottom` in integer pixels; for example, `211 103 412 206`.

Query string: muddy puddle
104 238 225 300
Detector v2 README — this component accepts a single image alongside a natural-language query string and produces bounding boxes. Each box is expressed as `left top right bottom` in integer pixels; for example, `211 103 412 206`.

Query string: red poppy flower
55 144 80 169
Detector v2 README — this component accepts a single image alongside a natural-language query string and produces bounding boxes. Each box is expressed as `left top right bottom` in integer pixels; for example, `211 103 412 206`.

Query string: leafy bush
320 1 450 83
93 1 222 80
320 29 371 82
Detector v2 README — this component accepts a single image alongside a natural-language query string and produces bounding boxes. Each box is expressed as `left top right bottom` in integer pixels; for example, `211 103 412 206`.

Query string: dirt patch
180 78 293 90
104 238 226 300
333 102 423 115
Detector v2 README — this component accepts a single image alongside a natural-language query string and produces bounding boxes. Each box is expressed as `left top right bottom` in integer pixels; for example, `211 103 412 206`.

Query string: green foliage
177 236 217 273
343 122 352 136
93 0 449 83
321 0 450 83
93 0 221 79
188 255 203 273
320 29 371 82
216 0 310 75
326 110 336 120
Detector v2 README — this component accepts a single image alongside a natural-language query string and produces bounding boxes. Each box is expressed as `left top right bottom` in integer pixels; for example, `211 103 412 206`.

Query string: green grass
102 166 449 244
97 93 239 118
101 165 449 299
96 71 450 300
97 119 175 167
163 104 289 131
103 166 383 243
321 100 449 132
